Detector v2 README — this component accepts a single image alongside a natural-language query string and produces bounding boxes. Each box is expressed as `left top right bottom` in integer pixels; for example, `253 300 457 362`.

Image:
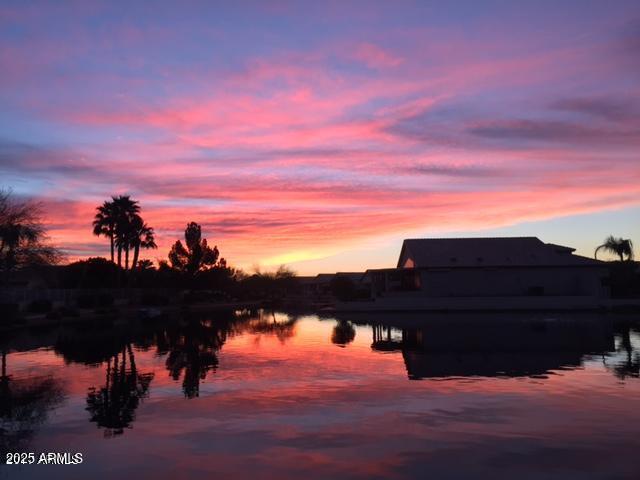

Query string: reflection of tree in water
245 311 298 344
86 344 154 437
331 320 356 347
607 326 640 380
55 327 134 366
157 318 232 398
155 311 293 398
0 351 64 455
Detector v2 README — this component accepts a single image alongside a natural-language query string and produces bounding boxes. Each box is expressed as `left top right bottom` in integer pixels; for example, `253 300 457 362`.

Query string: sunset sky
1 1 639 274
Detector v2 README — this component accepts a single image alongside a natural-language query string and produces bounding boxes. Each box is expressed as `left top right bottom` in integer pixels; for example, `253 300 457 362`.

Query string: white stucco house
353 237 610 311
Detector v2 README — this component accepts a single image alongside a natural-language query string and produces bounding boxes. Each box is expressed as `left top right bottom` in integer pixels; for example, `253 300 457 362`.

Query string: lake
1 310 639 479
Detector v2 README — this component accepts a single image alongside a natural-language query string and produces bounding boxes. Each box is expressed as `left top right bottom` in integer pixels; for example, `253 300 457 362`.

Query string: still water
1 311 639 479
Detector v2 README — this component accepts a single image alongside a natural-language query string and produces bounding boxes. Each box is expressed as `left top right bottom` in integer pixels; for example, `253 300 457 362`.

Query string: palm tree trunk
132 245 140 271
109 233 114 263
125 247 130 271
117 246 122 268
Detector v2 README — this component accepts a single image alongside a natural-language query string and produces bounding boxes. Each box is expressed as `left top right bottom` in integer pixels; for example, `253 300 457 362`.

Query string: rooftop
397 237 602 268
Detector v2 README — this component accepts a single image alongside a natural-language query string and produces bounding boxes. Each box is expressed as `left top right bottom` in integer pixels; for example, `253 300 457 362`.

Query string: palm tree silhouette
92 200 117 263
127 215 157 270
113 196 140 270
93 196 144 269
594 236 635 261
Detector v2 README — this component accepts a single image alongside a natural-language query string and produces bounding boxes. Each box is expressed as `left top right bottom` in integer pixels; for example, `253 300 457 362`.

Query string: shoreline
0 300 263 334
2 298 639 335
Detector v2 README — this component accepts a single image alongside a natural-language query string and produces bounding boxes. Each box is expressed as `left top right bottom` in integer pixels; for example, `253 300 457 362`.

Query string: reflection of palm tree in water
610 327 640 380
162 319 230 398
1 350 64 455
86 344 153 437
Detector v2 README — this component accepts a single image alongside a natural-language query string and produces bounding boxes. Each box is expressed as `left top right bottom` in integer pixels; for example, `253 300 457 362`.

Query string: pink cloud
37 172 640 269
351 42 403 69
3 7 639 272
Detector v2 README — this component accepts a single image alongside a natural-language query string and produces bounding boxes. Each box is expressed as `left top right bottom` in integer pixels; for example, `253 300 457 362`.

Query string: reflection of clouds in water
0 370 65 455
1 312 640 479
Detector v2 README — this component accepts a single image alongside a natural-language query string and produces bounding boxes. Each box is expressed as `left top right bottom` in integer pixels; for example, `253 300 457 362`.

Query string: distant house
298 272 369 300
358 237 609 311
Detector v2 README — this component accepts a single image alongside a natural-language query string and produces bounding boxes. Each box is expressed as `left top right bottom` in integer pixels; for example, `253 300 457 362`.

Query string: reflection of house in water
370 317 614 379
356 237 610 311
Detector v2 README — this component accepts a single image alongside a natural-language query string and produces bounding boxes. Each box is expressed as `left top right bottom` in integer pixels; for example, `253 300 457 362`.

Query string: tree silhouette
93 196 140 269
595 236 634 261
0 189 60 284
92 200 117 263
60 257 120 289
136 259 155 271
113 196 140 270
168 222 220 275
242 266 298 302
127 215 157 270
93 196 156 271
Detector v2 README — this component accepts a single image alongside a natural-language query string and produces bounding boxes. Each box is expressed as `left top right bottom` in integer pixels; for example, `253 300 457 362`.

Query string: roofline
396 240 409 268
401 236 542 241
365 264 607 273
